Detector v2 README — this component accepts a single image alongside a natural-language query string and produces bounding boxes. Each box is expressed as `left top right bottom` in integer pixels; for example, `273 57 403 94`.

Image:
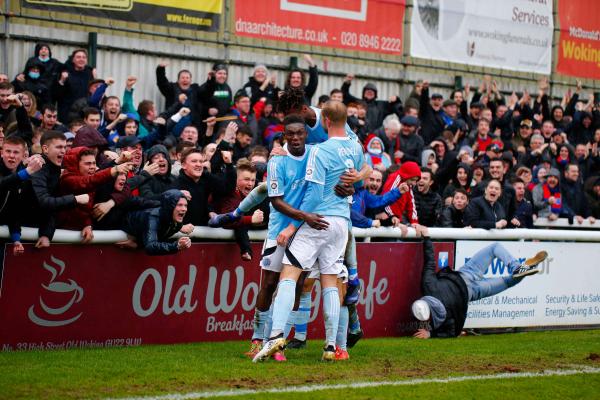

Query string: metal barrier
4 225 600 243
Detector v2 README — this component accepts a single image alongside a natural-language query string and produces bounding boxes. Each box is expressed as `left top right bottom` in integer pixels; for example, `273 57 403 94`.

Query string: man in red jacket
381 161 424 236
58 146 131 243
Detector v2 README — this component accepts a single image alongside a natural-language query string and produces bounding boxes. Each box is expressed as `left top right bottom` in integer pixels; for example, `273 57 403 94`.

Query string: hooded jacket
122 189 186 255
364 134 391 170
382 161 421 224
12 61 50 106
341 81 402 132
139 144 177 199
421 237 469 338
57 147 114 229
25 43 63 86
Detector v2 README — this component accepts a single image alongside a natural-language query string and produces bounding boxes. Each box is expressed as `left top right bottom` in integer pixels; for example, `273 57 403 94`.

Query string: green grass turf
0 330 598 400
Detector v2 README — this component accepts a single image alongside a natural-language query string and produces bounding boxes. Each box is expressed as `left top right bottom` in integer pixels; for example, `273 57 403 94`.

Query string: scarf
542 183 561 214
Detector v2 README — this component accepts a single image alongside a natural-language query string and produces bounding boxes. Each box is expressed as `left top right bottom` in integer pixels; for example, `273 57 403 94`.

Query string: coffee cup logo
28 255 84 327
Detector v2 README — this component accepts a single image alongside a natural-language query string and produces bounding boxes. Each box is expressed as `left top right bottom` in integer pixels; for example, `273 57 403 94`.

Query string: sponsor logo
28 256 84 327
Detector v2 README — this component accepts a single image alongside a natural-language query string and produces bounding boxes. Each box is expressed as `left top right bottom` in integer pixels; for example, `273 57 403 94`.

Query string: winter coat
0 159 32 240
139 144 177 199
342 81 402 132
53 57 94 123
382 161 421 224
57 147 114 229
176 164 236 226
463 196 506 229
437 205 465 228
155 65 201 109
350 187 402 228
122 189 185 255
25 43 63 86
421 238 469 338
414 190 443 227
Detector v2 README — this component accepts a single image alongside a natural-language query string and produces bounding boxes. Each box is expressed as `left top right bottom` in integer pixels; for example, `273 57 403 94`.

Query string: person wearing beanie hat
413 227 547 338
532 167 563 220
197 62 232 117
341 73 402 133
243 63 278 107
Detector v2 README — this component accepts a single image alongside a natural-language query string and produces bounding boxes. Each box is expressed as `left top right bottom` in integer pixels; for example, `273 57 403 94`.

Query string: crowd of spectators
1 43 599 256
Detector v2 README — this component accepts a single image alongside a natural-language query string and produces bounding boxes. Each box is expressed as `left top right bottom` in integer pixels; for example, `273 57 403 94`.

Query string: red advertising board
234 0 405 55
0 241 453 351
557 0 600 80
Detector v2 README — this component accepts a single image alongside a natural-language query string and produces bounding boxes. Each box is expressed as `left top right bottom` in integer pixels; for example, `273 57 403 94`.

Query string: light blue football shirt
306 106 358 144
301 137 365 220
265 144 311 239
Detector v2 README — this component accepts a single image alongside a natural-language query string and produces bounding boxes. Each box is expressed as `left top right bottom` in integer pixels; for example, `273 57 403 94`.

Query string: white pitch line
105 366 600 400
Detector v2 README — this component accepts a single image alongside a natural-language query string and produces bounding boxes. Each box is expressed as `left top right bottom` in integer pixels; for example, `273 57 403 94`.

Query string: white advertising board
410 0 553 74
455 241 600 328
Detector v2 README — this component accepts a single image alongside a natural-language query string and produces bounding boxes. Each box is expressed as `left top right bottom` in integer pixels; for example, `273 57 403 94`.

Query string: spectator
381 161 422 236
12 63 50 108
21 131 90 247
176 147 235 226
442 163 473 205
366 169 384 195
24 43 63 87
120 189 193 255
351 178 404 229
472 158 516 223
419 81 445 144
57 147 131 242
374 117 401 160
285 54 318 105
342 74 402 132
155 63 199 109
438 189 468 228
512 178 534 228
364 134 391 172
414 167 442 227
585 176 600 219
39 104 67 132
396 115 424 164
464 179 507 229
139 144 177 199
207 62 232 117
0 136 45 254
561 163 595 225
532 167 563 221
53 49 96 123
243 64 278 106
210 158 263 260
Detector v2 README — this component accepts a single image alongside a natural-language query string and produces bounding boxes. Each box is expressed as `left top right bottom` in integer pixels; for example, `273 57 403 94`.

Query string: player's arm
276 182 325 246
271 196 328 230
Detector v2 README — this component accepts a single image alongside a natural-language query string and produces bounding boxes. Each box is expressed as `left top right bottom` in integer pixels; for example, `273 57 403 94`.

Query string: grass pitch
0 330 599 399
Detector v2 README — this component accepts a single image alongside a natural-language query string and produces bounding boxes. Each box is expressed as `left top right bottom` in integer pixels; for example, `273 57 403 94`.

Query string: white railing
534 217 599 229
4 225 600 243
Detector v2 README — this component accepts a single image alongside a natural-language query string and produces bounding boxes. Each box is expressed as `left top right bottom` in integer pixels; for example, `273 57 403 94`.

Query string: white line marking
105 366 600 400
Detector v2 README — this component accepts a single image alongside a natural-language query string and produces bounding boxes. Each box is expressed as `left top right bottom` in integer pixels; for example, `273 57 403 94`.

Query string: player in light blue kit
254 101 365 362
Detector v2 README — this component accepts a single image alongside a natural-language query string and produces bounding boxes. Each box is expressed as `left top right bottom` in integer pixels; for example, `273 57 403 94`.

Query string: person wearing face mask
24 43 63 87
363 134 391 172
12 63 50 108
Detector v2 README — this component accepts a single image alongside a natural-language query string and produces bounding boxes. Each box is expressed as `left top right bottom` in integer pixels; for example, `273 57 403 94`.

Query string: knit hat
547 168 560 178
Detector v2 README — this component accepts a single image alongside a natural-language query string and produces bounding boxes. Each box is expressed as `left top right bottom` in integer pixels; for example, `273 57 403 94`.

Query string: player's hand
303 213 329 230
340 169 358 184
413 329 431 339
276 225 297 246
335 182 354 197
270 146 287 157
